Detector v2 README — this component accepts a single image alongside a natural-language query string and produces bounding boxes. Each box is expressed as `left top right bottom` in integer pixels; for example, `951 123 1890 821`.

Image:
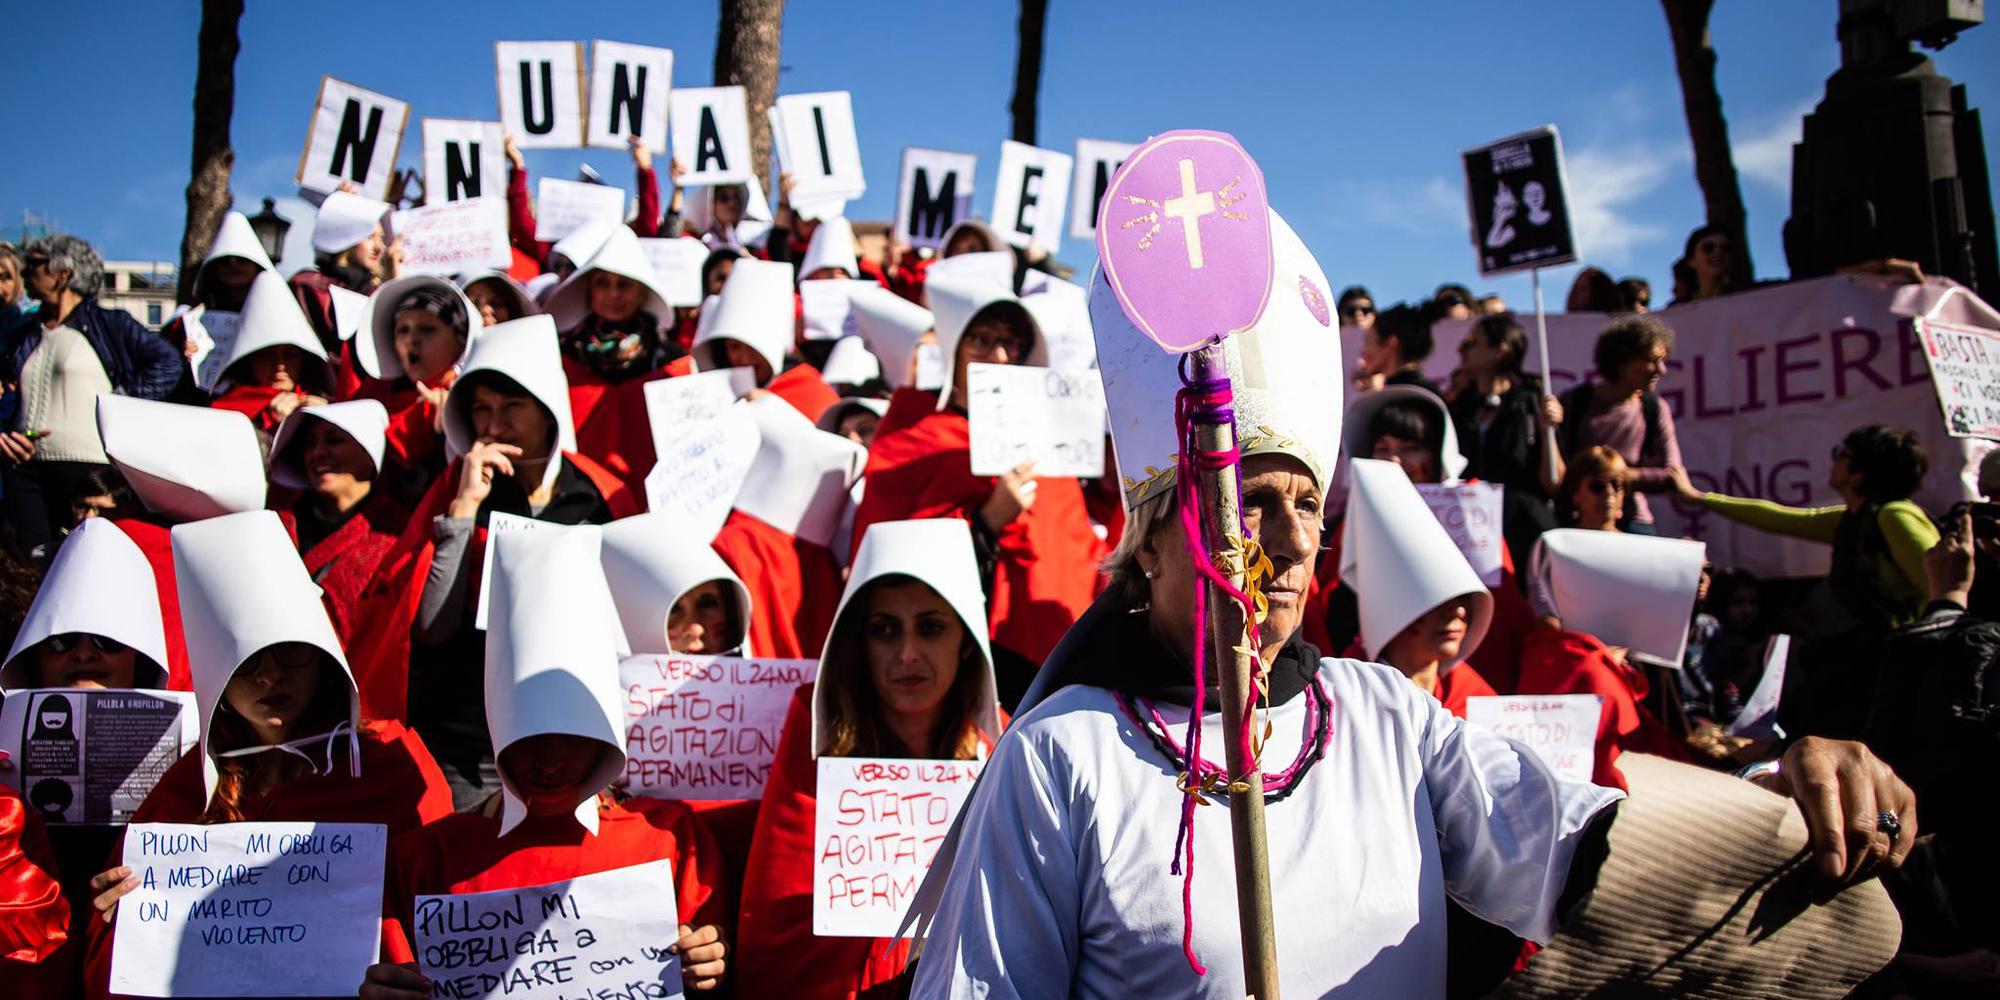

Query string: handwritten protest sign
644 367 756 453
813 757 982 937
800 279 875 342
644 417 760 544
111 821 387 997
965 363 1106 477
475 513 557 630
187 308 243 393
1414 482 1505 587
535 177 627 242
637 237 709 306
618 654 817 798
1727 634 1789 740
1464 695 1601 784
2 688 195 825
414 859 683 1000
1915 317 2000 440
392 197 511 276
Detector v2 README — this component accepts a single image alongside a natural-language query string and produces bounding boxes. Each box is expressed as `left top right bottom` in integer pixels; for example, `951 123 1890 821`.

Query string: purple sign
1094 130 1273 354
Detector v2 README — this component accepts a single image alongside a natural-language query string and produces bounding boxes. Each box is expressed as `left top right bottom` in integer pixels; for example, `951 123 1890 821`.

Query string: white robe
913 657 1623 999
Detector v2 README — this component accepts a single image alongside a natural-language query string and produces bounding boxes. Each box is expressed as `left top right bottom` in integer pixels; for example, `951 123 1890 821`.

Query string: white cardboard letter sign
297 77 409 200
1069 138 1138 239
774 92 866 205
535 177 628 243
896 148 977 250
813 757 982 937
111 822 388 997
391 198 512 276
991 140 1072 255
422 119 508 204
1464 695 1602 784
966 363 1106 478
588 40 672 152
670 87 753 186
496 41 586 149
1414 482 1506 587
619 654 818 798
1 688 195 825
414 860 684 1000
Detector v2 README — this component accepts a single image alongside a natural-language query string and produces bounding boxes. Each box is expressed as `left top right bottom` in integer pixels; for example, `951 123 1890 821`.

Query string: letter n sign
298 77 409 200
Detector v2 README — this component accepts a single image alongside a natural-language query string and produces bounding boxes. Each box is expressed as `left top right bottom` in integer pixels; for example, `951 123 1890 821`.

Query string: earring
1143 569 1157 580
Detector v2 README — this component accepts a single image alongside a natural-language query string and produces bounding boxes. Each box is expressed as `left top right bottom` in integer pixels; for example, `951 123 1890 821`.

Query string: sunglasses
24 257 51 273
1584 479 1626 496
255 643 321 668
1340 304 1374 317
962 330 1027 356
45 632 126 654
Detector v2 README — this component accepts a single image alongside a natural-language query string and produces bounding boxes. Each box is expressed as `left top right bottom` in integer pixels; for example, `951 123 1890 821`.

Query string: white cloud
1733 101 1812 191
1331 174 1465 236
1563 141 1684 266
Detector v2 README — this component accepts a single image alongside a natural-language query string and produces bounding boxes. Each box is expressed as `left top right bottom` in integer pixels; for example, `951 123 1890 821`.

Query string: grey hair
25 234 103 298
1103 491 1180 608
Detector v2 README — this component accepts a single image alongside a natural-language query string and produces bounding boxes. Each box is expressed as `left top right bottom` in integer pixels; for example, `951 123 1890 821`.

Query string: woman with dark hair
1671 224 1737 305
1671 425 1937 628
1549 315 1684 533
1450 312 1561 557
736 519 1002 999
289 190 399 399
355 275 483 502
66 466 135 527
1617 277 1651 313
1564 267 1622 313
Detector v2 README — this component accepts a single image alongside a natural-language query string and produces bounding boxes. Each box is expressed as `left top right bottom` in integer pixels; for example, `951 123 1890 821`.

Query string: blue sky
6 1 1998 311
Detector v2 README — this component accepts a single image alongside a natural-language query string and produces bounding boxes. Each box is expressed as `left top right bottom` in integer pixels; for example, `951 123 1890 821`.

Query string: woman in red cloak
350 275 484 508
268 400 405 646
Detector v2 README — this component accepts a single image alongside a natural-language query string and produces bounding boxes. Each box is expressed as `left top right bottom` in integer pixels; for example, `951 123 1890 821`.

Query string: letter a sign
297 77 410 200
497 41 586 149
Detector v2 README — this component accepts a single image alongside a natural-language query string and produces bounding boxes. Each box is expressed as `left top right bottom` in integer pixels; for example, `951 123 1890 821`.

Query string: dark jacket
3 299 184 401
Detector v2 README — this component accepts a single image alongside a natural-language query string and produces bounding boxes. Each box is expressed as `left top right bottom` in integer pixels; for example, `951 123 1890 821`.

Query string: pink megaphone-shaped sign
1094 130 1273 354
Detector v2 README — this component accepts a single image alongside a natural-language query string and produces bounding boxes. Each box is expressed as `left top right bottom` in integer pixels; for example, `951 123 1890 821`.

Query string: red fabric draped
1515 627 1692 791
208 385 310 436
710 510 843 660
0 784 74 1000
852 389 1103 665
104 517 190 694
1435 661 1498 719
561 356 677 497
767 363 840 425
285 493 405 649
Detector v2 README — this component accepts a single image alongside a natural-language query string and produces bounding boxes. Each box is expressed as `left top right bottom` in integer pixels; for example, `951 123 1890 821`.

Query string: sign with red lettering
391 197 512 276
1463 695 1601 784
812 756 982 937
413 860 683 1000
1915 317 2000 440
617 653 817 798
1415 481 1504 587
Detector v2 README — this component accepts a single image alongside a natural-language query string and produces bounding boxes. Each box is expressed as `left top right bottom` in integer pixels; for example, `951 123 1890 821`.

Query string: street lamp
247 197 291 267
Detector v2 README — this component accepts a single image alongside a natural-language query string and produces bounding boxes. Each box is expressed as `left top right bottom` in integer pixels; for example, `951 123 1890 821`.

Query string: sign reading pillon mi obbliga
111 822 388 997
413 860 684 1000
1094 130 1272 353
813 757 981 937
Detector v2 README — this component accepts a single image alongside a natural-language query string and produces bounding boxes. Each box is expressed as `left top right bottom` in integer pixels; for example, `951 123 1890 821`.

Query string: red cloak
344 452 639 722
1435 661 1498 719
378 797 727 966
1515 627 1692 791
0 784 73 1000
852 389 1103 665
560 356 675 497
286 270 366 401
208 385 313 436
767 363 840 425
104 517 191 693
83 720 454 999
710 510 843 660
281 492 406 649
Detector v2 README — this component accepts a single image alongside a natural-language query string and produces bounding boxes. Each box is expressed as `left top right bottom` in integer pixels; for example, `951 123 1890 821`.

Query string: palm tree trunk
1661 0 1755 284
177 0 244 304
713 0 788 185
1009 0 1050 145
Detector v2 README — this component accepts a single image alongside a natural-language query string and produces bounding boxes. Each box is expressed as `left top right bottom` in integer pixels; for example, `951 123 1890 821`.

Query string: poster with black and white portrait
1461 125 1578 276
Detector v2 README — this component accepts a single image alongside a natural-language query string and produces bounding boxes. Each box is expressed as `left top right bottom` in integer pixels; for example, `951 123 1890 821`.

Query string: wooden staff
1187 342 1280 998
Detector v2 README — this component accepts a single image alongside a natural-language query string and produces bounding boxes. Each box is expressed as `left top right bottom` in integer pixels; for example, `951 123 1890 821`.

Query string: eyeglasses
1340 304 1374 318
1697 239 1730 255
45 633 126 654
1584 478 1626 496
24 257 50 273
961 329 1027 357
254 643 321 668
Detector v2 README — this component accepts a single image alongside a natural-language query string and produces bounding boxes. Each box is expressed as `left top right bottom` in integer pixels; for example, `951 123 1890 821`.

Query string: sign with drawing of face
1460 125 1578 276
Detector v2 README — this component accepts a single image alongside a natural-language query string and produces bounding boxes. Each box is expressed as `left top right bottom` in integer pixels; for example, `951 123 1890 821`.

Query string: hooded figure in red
83 511 453 999
343 316 636 809
349 275 486 508
690 257 842 424
851 275 1104 671
367 525 731 997
736 519 1005 1000
289 190 399 400
267 400 405 645
204 270 335 439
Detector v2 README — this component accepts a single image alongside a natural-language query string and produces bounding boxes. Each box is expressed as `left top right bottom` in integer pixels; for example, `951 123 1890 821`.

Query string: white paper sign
422 119 508 204
497 41 586 149
1 688 195 825
644 417 760 544
188 307 243 393
966 363 1106 478
587 40 672 152
896 148 977 250
618 653 817 798
297 77 409 200
643 368 757 451
774 92 866 204
392 197 512 276
1068 138 1137 239
990 140 1072 255
637 238 710 306
328 285 369 343
475 513 558 630
1464 694 1602 784
111 822 387 997
535 176 628 243
914 342 947 392
1414 481 1505 587
812 756 982 937
413 860 683 1000
1727 634 1789 740
1914 318 2000 440
799 279 875 342
670 87 753 186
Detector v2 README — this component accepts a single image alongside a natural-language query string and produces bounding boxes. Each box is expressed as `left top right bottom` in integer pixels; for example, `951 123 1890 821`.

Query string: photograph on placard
990 140 1072 255
897 148 978 251
1068 138 1137 240
496 40 587 149
1461 125 1579 276
588 39 673 152
421 119 507 203
671 86 754 185
297 76 409 200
